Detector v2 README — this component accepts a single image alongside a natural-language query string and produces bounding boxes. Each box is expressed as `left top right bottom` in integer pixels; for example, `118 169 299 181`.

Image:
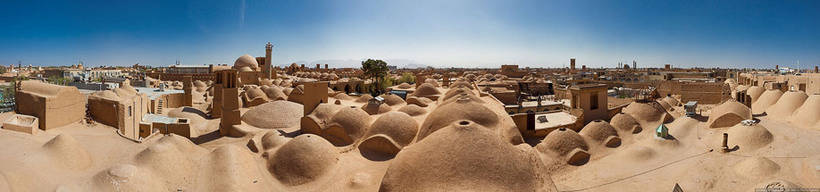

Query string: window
128 106 132 116
590 94 599 110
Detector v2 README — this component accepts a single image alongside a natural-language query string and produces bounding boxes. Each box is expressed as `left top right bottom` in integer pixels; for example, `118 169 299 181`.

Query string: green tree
361 59 389 96
397 72 415 84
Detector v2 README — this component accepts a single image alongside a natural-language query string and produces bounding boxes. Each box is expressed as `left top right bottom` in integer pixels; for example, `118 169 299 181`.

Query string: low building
15 80 86 130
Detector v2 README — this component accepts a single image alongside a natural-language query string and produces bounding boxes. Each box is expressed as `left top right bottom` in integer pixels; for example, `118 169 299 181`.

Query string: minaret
264 42 273 79
632 60 636 70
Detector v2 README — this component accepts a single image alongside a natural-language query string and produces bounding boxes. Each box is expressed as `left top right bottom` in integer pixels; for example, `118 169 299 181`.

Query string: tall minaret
264 42 273 79
632 60 636 70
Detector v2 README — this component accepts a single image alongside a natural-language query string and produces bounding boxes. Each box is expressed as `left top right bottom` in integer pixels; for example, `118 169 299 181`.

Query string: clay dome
622 101 668 123
405 96 432 107
233 54 259 70
398 104 428 116
397 83 412 89
268 134 338 186
751 89 783 114
417 98 499 141
380 94 405 106
765 91 808 118
413 83 441 98
734 157 780 179
261 131 289 150
423 78 439 87
324 107 372 145
610 113 642 134
578 120 620 146
379 121 545 191
333 93 353 100
262 86 287 100
245 87 268 100
43 134 92 170
788 94 820 129
449 81 473 89
746 86 765 103
707 100 752 128
355 94 373 103
358 112 419 158
242 101 303 129
361 102 392 115
725 123 773 151
363 112 419 147
536 128 589 156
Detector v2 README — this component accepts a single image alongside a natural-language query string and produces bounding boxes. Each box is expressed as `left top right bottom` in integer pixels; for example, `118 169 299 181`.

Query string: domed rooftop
578 120 620 146
413 83 441 98
610 113 642 134
752 89 783 114
707 100 751 128
406 96 432 107
324 107 372 145
233 54 259 71
379 121 545 191
725 123 773 151
380 94 405 106
241 101 303 129
397 83 412 89
268 134 338 186
766 91 808 118
364 112 418 147
417 98 499 141
262 86 287 101
622 101 668 123
788 94 820 129
536 128 588 156
398 104 427 116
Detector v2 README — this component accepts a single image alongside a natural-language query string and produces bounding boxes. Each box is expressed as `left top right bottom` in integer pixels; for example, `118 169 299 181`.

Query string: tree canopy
361 59 389 96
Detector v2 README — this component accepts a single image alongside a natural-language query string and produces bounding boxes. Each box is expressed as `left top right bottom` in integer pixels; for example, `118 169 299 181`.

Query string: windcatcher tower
264 42 273 79
219 69 240 136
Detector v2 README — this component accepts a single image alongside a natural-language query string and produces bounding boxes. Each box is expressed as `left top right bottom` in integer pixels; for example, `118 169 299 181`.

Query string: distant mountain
402 63 428 69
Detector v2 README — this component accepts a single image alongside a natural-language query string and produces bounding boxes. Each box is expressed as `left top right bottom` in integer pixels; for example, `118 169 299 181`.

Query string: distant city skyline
1 0 819 69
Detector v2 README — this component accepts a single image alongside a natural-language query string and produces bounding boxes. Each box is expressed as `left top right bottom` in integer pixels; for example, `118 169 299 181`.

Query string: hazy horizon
2 0 819 69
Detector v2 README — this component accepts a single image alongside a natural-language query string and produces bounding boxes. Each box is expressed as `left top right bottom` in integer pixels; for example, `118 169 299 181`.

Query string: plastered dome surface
379 121 546 191
324 106 372 145
707 100 752 128
242 101 303 129
268 134 338 186
363 112 419 147
380 94 405 106
233 54 259 71
578 120 619 145
397 104 428 116
788 94 820 129
610 113 642 134
413 83 441 98
751 89 784 114
535 128 589 156
765 91 808 118
622 101 668 123
724 123 773 151
417 98 499 141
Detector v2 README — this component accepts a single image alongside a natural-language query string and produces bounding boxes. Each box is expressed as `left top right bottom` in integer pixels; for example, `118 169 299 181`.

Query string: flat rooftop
533 111 577 131
134 87 184 100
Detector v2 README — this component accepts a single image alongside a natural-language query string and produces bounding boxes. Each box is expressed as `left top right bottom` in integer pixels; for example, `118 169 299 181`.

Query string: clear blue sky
2 0 819 69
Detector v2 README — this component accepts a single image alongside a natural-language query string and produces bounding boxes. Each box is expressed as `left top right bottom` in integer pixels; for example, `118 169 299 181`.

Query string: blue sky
1 0 819 69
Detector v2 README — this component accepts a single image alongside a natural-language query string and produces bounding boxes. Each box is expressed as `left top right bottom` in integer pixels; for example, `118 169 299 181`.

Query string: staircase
157 99 164 114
